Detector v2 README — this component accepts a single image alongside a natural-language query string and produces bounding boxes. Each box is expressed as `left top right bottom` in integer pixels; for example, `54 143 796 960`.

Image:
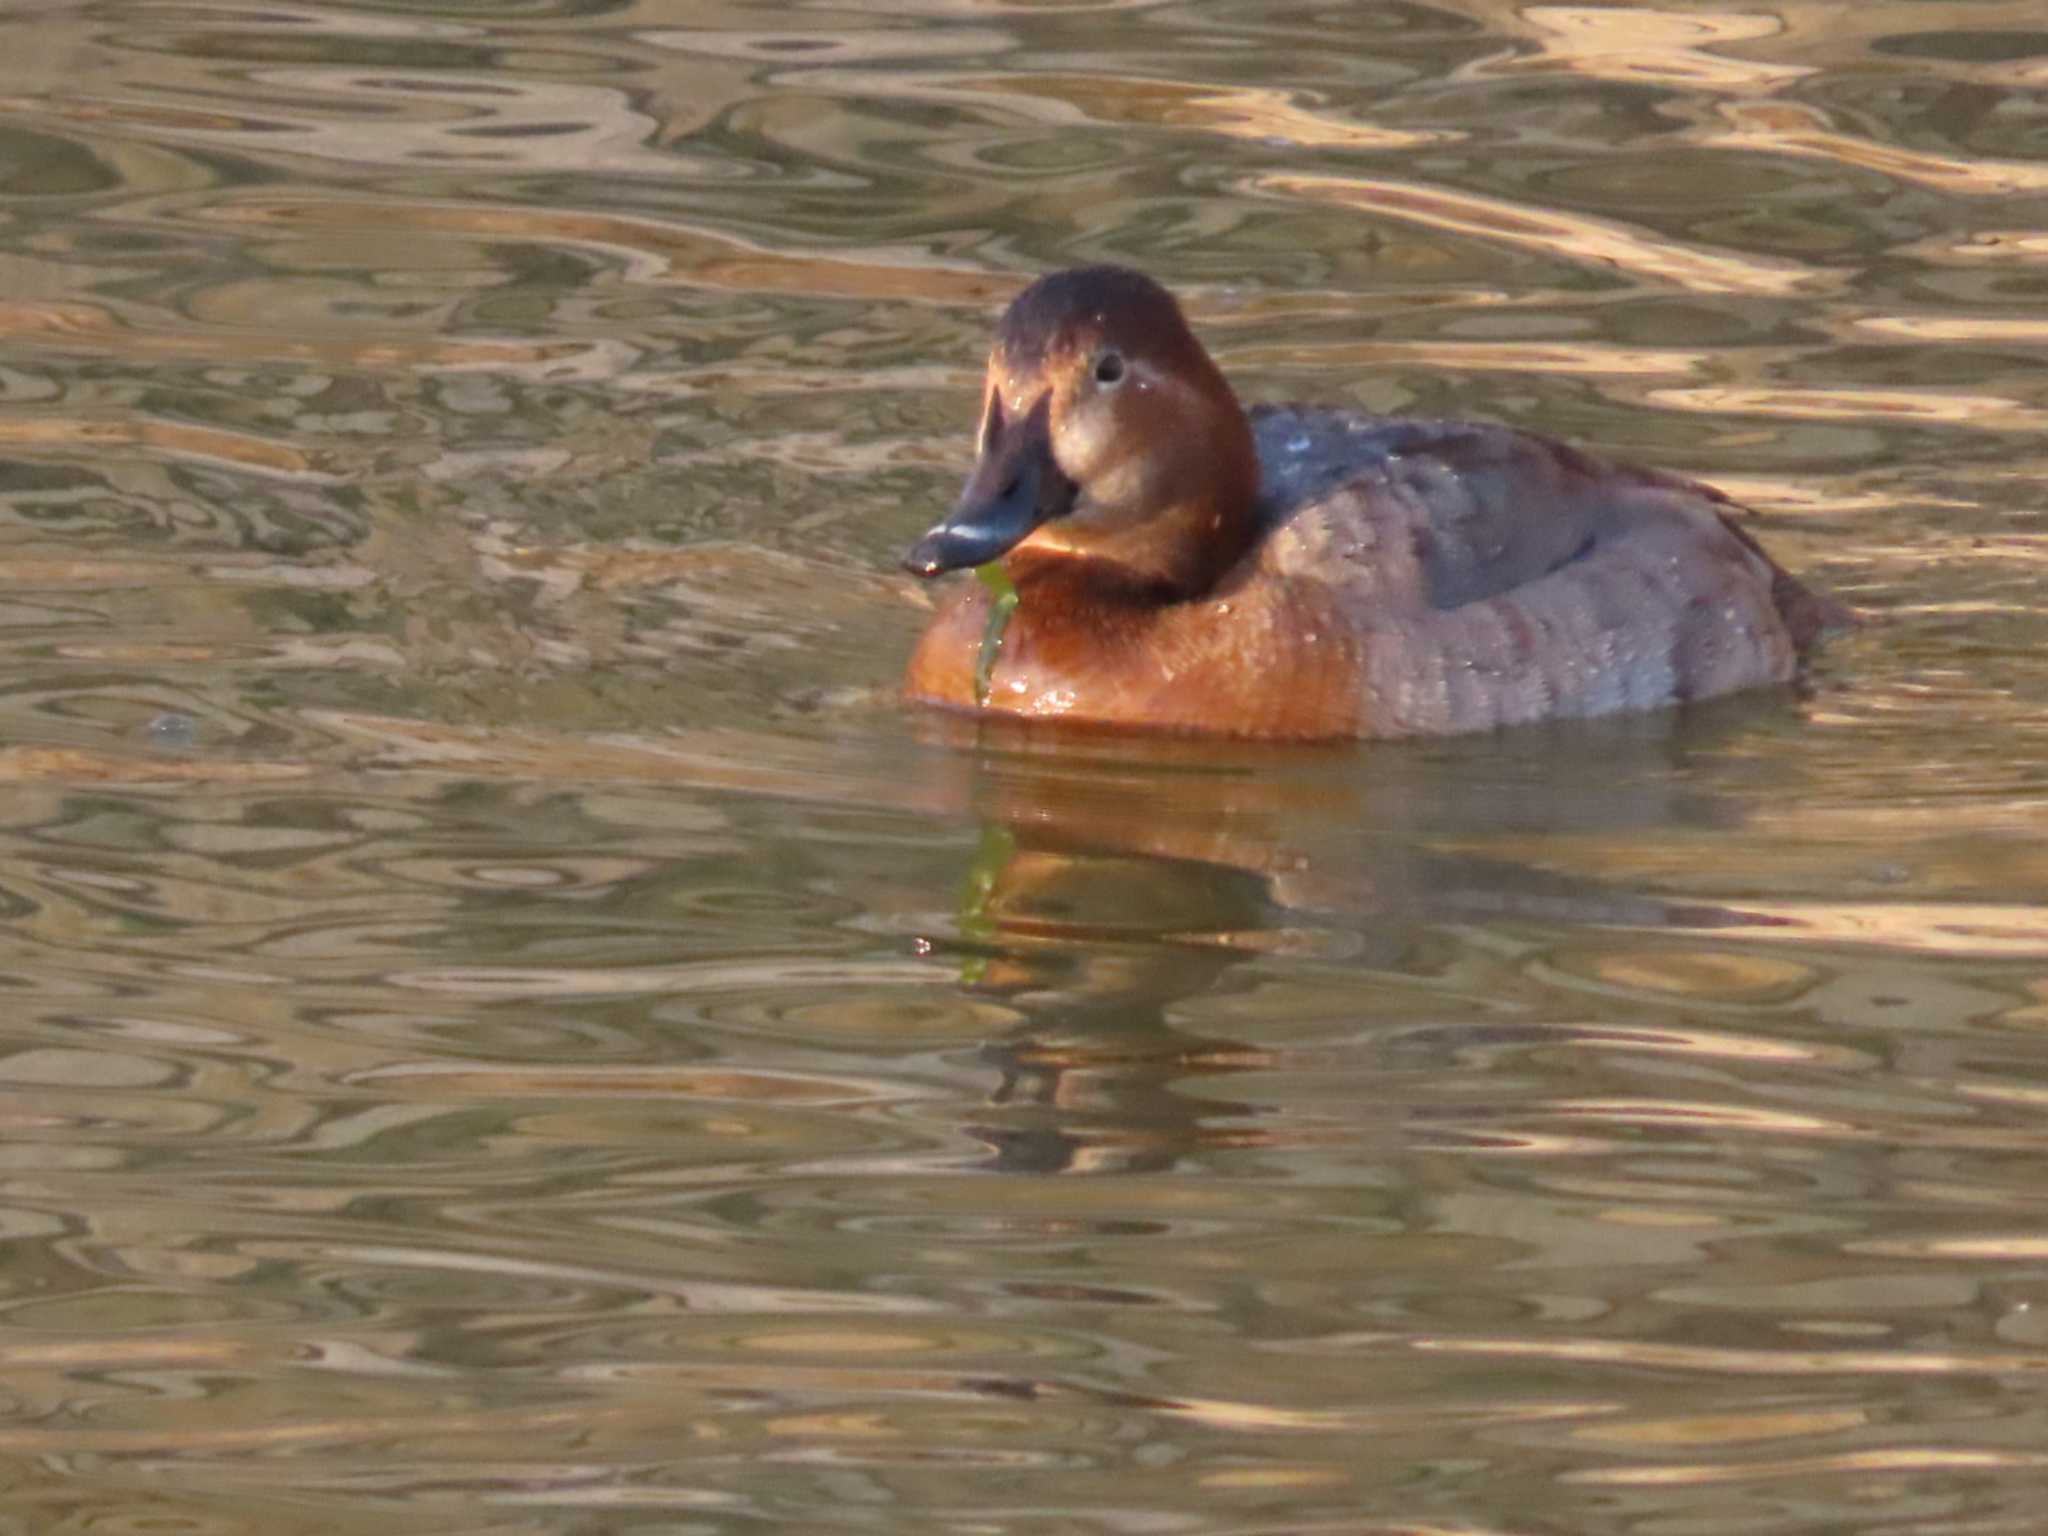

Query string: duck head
903 266 1260 600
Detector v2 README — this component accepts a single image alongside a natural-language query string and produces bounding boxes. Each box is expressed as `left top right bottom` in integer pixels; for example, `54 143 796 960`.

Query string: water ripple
0 3 2043 1534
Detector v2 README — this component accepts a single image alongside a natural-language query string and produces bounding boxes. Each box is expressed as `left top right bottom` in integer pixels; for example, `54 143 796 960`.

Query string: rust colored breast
903 562 1365 739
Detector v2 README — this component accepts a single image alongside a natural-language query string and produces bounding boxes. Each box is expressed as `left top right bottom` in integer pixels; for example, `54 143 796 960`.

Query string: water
0 2 2045 1532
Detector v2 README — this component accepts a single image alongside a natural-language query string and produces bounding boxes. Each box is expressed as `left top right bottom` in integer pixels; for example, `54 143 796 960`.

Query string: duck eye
1092 351 1125 386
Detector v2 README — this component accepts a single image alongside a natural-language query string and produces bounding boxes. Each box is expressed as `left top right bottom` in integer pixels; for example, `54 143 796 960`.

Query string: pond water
1 2 2047 1532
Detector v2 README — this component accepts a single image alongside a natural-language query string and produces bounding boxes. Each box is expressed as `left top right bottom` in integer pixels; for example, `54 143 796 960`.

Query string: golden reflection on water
1259 172 1824 295
0 295 633 378
1506 6 1816 91
199 196 1021 304
1647 383 2043 429
1854 314 2048 343
0 412 336 477
1228 337 1710 378
975 73 1459 151
1707 99 2048 196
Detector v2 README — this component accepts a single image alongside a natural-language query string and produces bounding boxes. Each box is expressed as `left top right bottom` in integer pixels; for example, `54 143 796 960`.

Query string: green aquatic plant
972 560 1020 707
955 822 1016 986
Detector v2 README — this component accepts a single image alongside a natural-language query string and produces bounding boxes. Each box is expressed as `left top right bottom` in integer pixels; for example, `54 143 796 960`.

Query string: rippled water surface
3 2 2048 1532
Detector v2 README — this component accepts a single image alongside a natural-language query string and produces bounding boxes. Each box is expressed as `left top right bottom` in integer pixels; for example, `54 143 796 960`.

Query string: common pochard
903 265 1842 739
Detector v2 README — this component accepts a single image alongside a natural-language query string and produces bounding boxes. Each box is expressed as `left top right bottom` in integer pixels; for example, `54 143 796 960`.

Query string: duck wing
1245 406 1842 731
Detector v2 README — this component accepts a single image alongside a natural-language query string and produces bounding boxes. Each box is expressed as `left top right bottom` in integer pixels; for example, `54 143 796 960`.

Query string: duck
902 265 1844 740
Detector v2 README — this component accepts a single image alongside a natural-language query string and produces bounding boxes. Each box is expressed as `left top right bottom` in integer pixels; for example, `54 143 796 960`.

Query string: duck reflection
911 696 1802 1176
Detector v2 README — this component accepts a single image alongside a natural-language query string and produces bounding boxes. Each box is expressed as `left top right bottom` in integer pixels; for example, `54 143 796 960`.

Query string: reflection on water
1 1 2047 1533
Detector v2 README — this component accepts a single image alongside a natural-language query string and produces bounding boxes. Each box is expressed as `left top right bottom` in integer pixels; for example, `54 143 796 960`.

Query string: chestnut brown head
904 266 1259 598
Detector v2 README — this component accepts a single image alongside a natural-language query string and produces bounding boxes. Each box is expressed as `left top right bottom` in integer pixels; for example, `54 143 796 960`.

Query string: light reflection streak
0 747 312 786
1706 100 2048 195
0 70 692 177
1854 315 2048 343
1503 7 1813 92
1921 231 2048 264
1226 338 1707 377
1729 902 2048 958
353 1061 915 1106
1548 1023 1816 1063
1704 478 1917 515
1420 1128 1621 1155
0 557 166 588
196 196 1016 305
1860 1234 2048 1259
1257 173 1822 295
1575 1406 1869 1446
0 296 642 376
0 1403 619 1455
0 414 338 477
638 24 1011 66
383 958 940 1000
295 1244 940 1315
1646 385 2040 430
1416 1335 2048 1377
1152 1393 1611 1434
1570 1447 2045 1485
959 74 1456 150
1540 1098 1854 1137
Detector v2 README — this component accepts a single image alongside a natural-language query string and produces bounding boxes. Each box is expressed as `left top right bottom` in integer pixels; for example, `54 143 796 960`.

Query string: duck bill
902 395 1077 576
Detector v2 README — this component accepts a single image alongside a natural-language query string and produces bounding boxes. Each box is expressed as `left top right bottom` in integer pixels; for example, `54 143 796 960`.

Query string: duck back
1236 407 1844 736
